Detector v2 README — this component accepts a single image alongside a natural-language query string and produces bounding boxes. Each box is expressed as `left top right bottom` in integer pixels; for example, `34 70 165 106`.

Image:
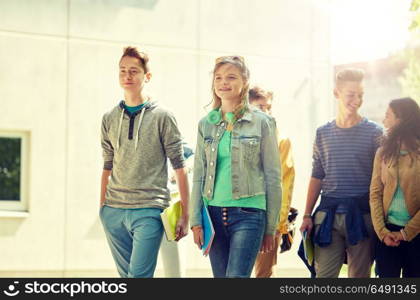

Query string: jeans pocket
99 205 106 218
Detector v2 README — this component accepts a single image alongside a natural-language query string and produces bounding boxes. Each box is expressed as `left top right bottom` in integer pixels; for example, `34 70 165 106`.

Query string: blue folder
201 205 215 256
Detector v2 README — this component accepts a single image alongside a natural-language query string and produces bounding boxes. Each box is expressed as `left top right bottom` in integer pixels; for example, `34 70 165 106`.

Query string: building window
0 131 29 211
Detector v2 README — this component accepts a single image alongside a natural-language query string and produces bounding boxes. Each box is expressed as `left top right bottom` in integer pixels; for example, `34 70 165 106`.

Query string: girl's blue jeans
208 206 266 278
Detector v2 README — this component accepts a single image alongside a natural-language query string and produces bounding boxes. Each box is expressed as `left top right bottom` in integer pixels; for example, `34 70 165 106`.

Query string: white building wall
0 0 333 277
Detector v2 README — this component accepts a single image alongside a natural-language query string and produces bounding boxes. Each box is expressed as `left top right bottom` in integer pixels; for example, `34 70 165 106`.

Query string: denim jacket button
210 162 214 166
209 175 213 180
211 147 215 152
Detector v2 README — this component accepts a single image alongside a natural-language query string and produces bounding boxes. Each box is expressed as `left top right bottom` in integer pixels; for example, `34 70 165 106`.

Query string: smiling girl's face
383 106 400 130
213 63 244 102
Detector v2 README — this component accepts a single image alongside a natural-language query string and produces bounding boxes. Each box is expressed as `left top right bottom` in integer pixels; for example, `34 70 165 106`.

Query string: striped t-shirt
312 117 383 202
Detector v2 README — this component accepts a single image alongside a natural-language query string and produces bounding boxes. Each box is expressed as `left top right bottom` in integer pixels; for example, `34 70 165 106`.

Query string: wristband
303 214 312 219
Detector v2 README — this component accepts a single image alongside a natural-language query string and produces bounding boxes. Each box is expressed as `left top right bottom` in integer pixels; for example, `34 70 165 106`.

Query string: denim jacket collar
211 108 253 126
238 110 253 123
216 108 252 126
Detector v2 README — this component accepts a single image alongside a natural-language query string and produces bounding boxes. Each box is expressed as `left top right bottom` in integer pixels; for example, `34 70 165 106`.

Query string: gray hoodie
101 100 185 209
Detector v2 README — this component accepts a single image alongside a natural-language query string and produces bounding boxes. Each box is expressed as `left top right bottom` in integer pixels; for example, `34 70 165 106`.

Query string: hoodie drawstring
116 106 146 151
135 108 146 151
116 108 125 151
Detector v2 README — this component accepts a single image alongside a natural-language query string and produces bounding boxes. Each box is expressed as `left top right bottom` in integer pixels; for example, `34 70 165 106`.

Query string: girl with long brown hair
370 97 420 277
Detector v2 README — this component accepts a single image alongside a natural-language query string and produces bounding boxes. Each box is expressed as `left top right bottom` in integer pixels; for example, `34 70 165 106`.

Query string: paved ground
1 265 370 278
0 268 312 278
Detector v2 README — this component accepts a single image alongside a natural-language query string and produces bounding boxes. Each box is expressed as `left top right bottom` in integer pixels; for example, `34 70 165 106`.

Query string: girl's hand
191 226 204 249
260 234 275 253
383 232 400 247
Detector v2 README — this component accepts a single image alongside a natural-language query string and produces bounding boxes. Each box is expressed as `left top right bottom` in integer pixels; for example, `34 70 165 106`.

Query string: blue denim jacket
190 108 282 235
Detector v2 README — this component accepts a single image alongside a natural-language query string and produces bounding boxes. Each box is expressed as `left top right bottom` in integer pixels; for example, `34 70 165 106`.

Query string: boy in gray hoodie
99 46 189 278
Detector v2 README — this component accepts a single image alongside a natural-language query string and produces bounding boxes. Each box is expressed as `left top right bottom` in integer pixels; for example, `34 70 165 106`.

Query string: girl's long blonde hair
211 56 250 120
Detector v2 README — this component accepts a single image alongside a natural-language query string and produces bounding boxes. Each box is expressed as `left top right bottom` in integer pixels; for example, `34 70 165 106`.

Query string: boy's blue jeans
100 205 164 278
208 206 266 278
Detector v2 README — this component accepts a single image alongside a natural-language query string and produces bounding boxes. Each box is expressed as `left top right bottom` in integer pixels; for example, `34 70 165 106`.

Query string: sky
327 0 412 64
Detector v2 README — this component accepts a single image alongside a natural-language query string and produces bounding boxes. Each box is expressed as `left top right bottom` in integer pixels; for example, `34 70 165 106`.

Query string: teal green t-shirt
123 101 148 114
203 130 266 209
387 185 411 226
387 150 411 226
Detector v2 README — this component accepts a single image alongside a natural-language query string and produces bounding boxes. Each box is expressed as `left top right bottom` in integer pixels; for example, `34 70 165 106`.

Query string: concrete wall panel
0 34 67 270
0 0 67 36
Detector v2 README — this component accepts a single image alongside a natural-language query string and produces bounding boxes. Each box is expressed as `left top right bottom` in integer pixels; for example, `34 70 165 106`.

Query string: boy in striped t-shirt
300 68 383 278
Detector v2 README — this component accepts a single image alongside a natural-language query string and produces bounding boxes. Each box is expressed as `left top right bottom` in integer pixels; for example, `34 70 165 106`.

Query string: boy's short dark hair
248 86 273 102
120 46 150 73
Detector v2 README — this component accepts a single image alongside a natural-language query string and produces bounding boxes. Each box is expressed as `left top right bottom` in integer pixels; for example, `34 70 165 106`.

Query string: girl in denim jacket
189 56 282 277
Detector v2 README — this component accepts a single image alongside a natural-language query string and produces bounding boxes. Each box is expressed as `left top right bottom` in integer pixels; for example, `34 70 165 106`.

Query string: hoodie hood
118 100 158 114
